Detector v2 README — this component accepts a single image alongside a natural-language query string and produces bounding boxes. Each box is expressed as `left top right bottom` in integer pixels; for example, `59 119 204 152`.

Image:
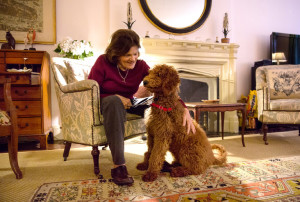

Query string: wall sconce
272 52 287 65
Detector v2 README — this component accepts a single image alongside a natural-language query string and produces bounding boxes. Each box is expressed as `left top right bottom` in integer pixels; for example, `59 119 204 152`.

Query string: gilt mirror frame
138 0 212 35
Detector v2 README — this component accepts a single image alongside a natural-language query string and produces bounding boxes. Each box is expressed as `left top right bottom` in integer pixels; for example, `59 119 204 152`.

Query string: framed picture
0 0 56 44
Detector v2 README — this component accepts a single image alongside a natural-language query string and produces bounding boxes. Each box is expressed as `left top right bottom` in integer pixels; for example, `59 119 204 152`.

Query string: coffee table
185 102 247 147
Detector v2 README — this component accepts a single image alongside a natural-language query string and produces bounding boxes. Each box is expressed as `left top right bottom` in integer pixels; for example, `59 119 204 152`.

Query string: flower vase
221 38 230 43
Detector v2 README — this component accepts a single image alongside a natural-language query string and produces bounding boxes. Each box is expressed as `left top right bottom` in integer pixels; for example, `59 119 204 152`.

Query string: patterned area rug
31 156 300 201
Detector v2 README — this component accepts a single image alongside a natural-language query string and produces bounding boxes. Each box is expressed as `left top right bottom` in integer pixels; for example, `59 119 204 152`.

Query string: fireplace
179 76 219 133
141 38 240 133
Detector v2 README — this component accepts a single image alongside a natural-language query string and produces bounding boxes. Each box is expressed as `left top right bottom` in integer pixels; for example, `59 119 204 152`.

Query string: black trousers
101 95 148 165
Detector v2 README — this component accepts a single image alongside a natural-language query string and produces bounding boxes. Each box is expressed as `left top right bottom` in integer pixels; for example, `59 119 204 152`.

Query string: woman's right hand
115 94 132 109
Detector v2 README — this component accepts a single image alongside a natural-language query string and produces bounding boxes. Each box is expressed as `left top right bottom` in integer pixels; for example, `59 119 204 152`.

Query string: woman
88 29 195 186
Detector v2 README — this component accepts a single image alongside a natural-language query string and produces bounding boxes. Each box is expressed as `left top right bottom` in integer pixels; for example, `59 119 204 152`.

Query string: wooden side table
185 102 246 147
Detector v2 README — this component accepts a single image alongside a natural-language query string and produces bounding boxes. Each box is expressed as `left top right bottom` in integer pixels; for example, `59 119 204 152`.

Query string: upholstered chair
256 65 300 145
0 78 22 179
51 57 146 177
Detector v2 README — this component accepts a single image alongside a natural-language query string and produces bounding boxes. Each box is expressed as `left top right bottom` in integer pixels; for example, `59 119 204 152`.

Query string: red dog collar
151 103 172 112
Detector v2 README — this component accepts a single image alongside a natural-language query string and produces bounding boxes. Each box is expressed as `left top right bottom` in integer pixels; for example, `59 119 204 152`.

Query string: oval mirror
138 0 212 34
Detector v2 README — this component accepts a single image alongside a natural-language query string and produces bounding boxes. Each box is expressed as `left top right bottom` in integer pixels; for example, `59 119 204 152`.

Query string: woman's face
118 46 139 71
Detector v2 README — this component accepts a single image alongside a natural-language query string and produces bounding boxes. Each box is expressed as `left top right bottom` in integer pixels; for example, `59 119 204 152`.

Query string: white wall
11 0 300 137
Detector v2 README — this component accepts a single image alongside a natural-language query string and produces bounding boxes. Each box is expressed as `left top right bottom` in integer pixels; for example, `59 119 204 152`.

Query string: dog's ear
162 65 180 96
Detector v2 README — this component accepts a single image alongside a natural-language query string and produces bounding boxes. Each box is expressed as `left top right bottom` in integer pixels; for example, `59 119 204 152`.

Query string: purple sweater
88 55 150 99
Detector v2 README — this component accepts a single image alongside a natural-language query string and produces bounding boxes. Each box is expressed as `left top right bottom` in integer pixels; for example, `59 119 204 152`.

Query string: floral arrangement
54 37 93 59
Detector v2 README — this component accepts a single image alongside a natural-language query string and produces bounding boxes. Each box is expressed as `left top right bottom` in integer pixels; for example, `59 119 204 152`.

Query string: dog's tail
211 144 227 165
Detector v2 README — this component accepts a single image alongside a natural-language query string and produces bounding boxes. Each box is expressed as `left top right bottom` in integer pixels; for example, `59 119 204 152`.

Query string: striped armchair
51 57 146 176
256 65 300 145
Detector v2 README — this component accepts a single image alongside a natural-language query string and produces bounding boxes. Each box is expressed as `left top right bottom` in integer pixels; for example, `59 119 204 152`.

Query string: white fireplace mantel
141 38 240 133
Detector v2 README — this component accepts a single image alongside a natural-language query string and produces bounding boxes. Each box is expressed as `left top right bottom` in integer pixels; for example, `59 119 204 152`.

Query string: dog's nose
143 80 148 86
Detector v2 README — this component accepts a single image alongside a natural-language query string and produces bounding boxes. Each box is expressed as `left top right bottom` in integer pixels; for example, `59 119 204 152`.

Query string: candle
127 2 132 23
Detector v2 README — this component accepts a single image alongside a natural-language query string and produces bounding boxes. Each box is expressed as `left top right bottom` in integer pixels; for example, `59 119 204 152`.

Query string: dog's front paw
142 171 158 182
136 162 148 171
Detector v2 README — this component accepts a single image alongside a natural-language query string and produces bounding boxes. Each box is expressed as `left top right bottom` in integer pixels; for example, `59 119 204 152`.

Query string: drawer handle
15 90 27 96
18 123 29 129
16 105 28 111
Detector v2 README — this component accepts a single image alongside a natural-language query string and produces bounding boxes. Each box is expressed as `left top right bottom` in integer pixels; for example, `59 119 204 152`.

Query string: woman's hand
115 94 132 109
182 108 196 134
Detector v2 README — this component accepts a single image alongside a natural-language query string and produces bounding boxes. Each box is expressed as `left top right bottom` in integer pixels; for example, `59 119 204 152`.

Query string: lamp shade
272 52 287 64
272 52 286 65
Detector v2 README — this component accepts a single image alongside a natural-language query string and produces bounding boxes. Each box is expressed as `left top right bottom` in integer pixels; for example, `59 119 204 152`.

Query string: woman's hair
105 29 141 65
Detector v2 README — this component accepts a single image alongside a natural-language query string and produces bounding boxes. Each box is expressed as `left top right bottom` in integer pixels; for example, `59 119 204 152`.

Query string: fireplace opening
179 78 208 102
178 77 220 136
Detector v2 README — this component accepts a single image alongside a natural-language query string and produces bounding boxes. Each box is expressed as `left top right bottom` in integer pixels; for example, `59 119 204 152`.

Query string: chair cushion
269 99 300 111
64 59 94 83
0 110 10 125
266 67 300 99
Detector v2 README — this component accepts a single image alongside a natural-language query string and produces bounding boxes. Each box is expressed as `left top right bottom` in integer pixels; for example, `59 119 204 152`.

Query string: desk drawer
5 52 44 58
11 86 41 100
0 86 41 100
16 101 42 116
0 74 31 84
0 101 40 116
18 117 42 135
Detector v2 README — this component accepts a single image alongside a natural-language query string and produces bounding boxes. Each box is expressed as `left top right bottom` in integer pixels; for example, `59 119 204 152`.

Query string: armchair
0 78 22 179
256 65 300 145
51 57 146 176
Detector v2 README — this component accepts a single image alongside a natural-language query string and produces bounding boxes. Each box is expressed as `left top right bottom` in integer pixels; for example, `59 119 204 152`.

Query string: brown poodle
137 64 227 182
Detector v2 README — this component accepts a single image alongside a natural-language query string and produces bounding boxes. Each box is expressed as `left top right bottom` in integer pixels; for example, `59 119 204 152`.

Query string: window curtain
289 34 300 64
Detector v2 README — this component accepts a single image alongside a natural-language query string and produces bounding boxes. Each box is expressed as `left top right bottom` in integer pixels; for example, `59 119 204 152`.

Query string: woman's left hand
182 108 196 134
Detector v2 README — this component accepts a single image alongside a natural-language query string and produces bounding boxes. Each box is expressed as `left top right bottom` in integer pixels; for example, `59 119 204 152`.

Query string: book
131 96 153 107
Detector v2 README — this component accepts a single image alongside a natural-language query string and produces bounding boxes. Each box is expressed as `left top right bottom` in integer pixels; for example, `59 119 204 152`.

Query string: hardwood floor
0 124 297 153
0 137 89 153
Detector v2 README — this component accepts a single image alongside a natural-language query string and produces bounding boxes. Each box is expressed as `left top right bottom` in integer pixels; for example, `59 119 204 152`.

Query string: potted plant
221 13 230 43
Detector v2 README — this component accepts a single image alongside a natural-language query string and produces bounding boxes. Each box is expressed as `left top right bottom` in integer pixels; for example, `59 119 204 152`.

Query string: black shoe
161 161 172 172
111 165 134 186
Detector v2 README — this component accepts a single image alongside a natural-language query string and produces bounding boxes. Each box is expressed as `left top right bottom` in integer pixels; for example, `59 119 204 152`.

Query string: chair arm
0 78 18 133
57 79 102 125
0 78 14 112
60 79 99 94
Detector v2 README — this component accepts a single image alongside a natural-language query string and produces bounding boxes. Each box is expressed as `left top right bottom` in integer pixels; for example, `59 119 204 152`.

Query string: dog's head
143 64 180 96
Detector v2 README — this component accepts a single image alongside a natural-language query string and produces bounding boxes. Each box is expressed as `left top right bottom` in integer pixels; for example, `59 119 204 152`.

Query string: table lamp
272 52 287 65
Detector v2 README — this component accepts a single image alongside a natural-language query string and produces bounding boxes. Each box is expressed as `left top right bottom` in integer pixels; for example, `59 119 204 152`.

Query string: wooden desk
186 102 246 147
0 50 52 149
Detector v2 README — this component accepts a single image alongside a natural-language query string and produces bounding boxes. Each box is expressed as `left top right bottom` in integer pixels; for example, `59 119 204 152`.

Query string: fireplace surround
141 38 240 133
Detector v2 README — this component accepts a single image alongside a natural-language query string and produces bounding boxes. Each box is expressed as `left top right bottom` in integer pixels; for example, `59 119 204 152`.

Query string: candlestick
123 1 136 29
127 2 132 24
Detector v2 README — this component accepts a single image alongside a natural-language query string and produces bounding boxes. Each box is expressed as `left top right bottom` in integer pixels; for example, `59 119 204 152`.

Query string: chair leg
91 146 100 176
102 144 108 150
63 142 72 161
141 134 147 141
262 124 269 145
7 135 22 179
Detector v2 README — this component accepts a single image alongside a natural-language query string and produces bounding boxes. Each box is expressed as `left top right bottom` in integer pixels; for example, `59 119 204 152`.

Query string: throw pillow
64 59 94 83
55 64 68 84
266 67 300 99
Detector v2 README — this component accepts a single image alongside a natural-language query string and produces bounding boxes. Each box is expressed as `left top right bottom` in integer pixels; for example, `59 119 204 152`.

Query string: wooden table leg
241 108 246 147
195 109 200 124
221 112 225 140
